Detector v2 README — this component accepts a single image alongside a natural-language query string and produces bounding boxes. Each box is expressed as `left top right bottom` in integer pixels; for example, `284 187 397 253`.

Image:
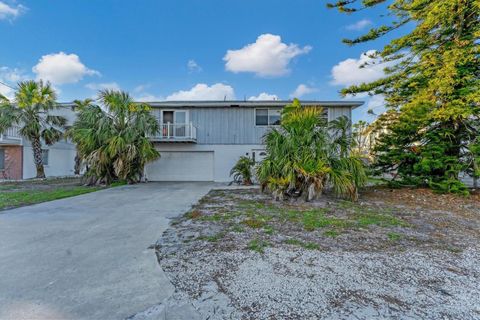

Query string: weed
387 232 402 241
263 225 275 235
243 218 265 228
284 238 320 250
247 238 270 253
323 229 340 238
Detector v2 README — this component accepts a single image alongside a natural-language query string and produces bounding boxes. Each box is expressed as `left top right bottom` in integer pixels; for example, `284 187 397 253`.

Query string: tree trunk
74 152 81 175
31 137 46 179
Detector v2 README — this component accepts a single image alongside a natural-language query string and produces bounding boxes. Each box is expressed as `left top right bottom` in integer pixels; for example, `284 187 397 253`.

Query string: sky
0 0 401 122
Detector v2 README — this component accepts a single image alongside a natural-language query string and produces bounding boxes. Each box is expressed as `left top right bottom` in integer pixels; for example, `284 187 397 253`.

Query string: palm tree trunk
31 137 46 178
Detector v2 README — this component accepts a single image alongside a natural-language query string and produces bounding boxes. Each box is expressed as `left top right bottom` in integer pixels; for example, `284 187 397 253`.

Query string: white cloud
187 59 202 72
32 52 99 85
345 19 372 31
0 1 26 20
0 66 27 99
166 83 235 101
85 82 120 91
224 34 311 77
290 84 317 98
331 50 385 86
248 92 279 101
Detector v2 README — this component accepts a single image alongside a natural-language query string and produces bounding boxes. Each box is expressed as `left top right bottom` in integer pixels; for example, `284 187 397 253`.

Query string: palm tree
230 156 255 185
69 90 160 185
0 80 66 178
257 99 367 201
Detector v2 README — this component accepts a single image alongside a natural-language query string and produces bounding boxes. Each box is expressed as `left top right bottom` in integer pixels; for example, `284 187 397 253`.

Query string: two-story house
145 100 362 182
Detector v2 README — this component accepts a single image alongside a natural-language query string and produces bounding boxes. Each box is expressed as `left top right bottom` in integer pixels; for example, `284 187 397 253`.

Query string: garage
145 151 214 181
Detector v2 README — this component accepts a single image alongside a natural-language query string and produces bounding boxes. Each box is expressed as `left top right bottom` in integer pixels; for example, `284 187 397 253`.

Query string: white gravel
158 244 480 319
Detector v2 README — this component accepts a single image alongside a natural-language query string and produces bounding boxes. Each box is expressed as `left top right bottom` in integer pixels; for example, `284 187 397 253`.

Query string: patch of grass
110 180 127 187
0 186 101 211
284 238 320 250
242 218 266 228
323 229 340 238
356 212 406 228
263 225 275 235
200 213 226 222
247 238 270 253
198 232 225 242
302 209 351 231
185 210 202 219
230 225 245 233
387 232 402 241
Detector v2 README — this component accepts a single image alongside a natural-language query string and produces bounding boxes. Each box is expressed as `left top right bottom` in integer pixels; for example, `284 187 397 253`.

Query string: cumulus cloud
290 84 317 98
224 34 311 77
32 52 99 85
345 19 372 31
0 66 27 99
248 92 279 101
187 59 202 72
331 50 385 86
85 82 120 91
166 83 235 101
0 1 26 20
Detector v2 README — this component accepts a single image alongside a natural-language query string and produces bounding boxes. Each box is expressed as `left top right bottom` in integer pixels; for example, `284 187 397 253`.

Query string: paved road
0 182 213 320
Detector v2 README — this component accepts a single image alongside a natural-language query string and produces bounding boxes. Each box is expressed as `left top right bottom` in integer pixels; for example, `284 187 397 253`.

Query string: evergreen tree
328 0 480 193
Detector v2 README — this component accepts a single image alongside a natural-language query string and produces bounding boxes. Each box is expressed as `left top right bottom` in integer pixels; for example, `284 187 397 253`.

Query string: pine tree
328 0 480 193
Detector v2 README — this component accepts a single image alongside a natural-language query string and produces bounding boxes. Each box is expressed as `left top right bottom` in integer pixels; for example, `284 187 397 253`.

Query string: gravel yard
155 187 480 319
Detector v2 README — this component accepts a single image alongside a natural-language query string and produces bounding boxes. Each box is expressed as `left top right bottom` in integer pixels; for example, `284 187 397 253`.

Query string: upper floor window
255 109 281 126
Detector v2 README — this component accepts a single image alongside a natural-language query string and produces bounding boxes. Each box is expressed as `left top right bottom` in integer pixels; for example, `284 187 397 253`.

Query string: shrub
230 155 255 185
257 99 367 201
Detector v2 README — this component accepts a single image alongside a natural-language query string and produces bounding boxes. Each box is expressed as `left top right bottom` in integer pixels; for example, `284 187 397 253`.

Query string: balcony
150 123 197 143
0 126 22 145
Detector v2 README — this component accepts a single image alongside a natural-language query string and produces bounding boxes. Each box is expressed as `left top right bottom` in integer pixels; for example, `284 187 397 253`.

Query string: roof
59 100 364 109
146 100 363 109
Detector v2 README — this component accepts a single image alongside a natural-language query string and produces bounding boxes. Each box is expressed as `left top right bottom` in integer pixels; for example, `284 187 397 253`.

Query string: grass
323 229 340 238
247 238 270 253
0 186 101 211
387 232 402 241
284 238 320 250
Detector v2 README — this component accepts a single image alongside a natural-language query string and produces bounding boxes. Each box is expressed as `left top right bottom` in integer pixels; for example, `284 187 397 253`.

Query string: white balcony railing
150 123 197 142
0 125 22 144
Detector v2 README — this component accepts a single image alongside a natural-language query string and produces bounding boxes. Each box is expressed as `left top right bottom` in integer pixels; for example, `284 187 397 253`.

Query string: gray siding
152 106 352 145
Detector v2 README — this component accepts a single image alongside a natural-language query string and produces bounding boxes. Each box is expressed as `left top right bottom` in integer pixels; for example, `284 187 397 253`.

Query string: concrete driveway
0 182 213 320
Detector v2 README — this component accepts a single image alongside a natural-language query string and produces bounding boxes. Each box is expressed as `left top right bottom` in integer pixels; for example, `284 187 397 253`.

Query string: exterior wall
151 106 349 145
22 141 77 179
328 107 352 122
148 143 265 182
0 146 23 180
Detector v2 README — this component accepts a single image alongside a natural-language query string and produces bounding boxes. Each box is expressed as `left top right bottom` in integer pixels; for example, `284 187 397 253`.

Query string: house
144 100 362 182
0 100 362 182
0 106 77 180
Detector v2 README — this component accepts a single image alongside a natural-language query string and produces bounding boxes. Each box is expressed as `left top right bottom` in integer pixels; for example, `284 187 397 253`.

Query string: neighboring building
0 106 77 180
145 100 362 182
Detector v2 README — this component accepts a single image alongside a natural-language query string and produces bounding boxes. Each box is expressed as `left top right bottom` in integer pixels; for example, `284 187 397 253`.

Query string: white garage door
146 151 214 181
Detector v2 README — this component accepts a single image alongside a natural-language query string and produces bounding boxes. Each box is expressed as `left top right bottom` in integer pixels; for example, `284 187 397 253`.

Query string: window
269 109 281 125
0 149 4 170
42 149 49 166
255 108 281 126
255 109 269 126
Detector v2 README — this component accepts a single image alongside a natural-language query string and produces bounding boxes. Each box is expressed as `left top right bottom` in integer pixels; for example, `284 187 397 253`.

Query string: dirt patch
156 187 480 319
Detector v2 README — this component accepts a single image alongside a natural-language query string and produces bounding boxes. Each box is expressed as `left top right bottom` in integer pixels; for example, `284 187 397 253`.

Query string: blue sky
0 0 399 122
